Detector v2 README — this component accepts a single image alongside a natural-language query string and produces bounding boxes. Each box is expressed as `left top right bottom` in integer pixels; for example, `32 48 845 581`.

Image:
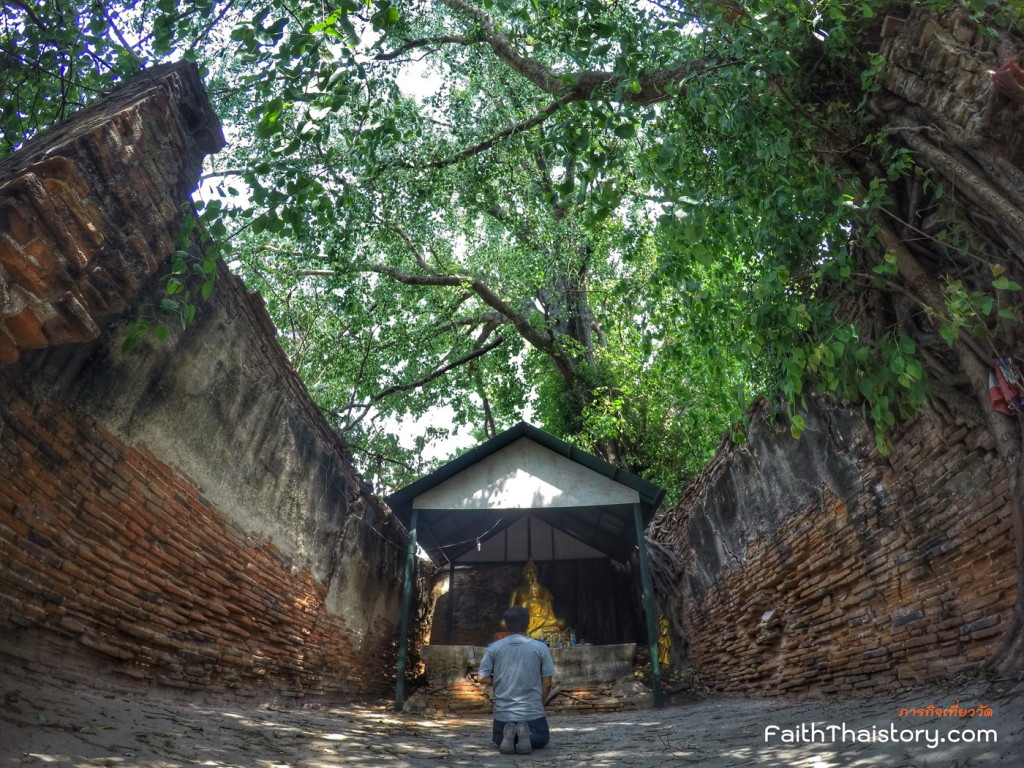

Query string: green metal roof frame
385 422 667 565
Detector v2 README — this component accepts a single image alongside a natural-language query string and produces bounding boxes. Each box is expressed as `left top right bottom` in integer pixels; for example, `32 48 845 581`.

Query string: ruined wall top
879 8 1023 161
0 61 225 364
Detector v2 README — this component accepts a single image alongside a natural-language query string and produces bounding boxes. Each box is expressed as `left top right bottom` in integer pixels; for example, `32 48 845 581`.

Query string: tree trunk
852 7 1024 672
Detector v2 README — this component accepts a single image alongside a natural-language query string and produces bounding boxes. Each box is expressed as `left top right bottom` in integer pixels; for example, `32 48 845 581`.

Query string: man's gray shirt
479 634 555 721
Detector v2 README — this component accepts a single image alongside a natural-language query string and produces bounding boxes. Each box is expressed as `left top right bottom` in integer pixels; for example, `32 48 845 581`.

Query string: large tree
193 0 759 491
4 0 1024 665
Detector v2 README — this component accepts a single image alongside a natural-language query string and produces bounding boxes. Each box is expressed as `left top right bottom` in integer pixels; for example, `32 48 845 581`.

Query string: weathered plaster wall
0 63 416 701
654 398 1015 696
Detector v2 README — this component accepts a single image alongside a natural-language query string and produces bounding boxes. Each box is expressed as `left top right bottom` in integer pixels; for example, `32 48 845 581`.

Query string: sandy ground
1 676 1022 767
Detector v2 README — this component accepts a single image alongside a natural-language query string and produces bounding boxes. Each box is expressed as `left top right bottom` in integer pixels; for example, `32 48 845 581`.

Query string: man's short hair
504 606 530 634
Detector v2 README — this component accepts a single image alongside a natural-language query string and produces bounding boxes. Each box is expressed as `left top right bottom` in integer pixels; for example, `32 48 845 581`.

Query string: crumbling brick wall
0 62 416 702
878 7 1022 164
0 62 223 362
653 397 1015 696
650 4 1021 700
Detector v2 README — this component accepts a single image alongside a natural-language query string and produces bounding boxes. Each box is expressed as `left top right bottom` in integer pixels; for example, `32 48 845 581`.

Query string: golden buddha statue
657 614 672 667
508 560 565 640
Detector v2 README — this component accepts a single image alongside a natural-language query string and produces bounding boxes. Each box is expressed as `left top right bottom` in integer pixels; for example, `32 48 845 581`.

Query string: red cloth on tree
989 358 1024 414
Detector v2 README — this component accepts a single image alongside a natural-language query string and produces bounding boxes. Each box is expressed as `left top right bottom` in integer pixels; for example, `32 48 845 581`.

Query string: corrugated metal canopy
386 422 666 565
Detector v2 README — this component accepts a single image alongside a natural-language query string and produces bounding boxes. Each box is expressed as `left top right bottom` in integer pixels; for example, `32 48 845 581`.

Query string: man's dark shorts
491 716 550 749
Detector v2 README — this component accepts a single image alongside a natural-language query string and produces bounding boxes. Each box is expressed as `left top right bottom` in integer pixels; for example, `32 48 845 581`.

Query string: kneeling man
476 605 555 754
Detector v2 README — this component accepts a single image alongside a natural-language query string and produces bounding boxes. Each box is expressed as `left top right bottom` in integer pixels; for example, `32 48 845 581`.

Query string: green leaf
613 123 636 139
121 319 150 355
171 251 190 272
939 324 958 346
993 275 1022 291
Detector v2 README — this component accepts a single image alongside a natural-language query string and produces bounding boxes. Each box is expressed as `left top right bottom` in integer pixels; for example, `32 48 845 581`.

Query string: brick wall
0 388 400 698
0 62 223 363
878 7 1021 163
647 4 1021 701
0 63 419 702
653 398 1016 696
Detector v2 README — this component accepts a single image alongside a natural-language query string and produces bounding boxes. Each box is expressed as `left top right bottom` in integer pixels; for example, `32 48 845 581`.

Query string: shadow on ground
1 678 1022 767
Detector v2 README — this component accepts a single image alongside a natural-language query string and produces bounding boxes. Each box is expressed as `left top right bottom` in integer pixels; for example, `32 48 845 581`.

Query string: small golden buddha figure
657 614 672 667
508 560 565 640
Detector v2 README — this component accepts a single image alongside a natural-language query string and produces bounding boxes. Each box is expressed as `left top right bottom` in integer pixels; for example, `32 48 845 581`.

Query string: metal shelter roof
385 422 666 565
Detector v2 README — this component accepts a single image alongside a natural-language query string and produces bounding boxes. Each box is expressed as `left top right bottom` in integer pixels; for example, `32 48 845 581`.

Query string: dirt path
1 677 1021 767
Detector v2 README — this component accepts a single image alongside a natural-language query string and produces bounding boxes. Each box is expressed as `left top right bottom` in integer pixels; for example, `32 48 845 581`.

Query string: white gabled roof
386 422 665 564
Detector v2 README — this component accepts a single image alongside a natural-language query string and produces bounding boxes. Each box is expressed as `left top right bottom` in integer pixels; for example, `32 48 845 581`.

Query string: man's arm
475 648 494 686
541 675 552 704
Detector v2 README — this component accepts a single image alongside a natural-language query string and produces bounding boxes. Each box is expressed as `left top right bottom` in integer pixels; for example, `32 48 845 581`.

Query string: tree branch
432 311 508 337
888 116 1024 246
382 95 571 176
368 2 744 178
99 4 145 67
339 339 376 432
440 0 743 105
5 0 48 31
566 58 745 104
373 34 478 61
368 336 506 404
343 436 418 474
439 0 561 94
368 262 578 384
389 225 437 273
875 223 996 366
475 319 500 348
370 263 467 287
189 0 237 55
486 203 545 253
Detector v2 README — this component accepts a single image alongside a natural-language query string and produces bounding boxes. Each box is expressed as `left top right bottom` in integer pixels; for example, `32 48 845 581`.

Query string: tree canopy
3 0 1023 512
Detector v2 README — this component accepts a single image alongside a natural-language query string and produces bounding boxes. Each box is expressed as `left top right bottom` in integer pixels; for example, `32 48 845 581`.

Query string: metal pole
394 508 418 712
446 559 456 645
633 503 663 708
